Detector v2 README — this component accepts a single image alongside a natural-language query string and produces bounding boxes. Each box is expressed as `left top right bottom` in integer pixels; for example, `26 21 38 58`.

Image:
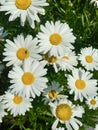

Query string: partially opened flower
0 26 8 41
43 81 63 103
3 34 42 66
78 47 98 71
2 92 32 117
37 21 76 56
86 96 98 110
0 0 49 28
49 98 84 130
67 68 97 102
59 49 78 71
90 0 98 7
9 59 48 98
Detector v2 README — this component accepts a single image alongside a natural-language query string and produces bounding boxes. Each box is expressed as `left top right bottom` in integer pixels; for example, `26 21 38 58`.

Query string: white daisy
0 96 7 122
78 46 98 71
67 68 97 102
2 92 32 117
94 124 98 130
8 59 48 98
90 0 98 7
43 81 64 103
0 0 49 28
37 21 76 56
3 34 42 66
58 50 78 71
0 26 8 41
49 98 84 130
86 96 98 110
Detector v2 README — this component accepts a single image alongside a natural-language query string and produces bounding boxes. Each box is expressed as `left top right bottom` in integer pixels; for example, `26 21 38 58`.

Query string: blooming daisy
0 0 49 28
8 59 48 98
86 96 98 110
49 98 84 130
90 0 98 7
94 124 98 130
3 34 42 66
78 46 98 71
0 96 7 122
43 53 62 73
67 68 97 102
43 81 64 103
0 26 8 41
37 21 76 56
2 91 32 117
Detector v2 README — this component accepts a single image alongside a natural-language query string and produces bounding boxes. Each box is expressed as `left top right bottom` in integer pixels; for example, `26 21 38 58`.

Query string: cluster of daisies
0 0 98 130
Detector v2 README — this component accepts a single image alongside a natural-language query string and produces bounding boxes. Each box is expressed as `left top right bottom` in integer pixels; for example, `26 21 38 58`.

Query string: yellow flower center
75 79 86 90
85 55 93 63
49 33 62 45
90 99 96 106
56 104 72 121
45 53 57 63
15 0 31 10
48 90 58 99
16 48 29 60
63 55 69 60
22 72 35 85
13 95 23 104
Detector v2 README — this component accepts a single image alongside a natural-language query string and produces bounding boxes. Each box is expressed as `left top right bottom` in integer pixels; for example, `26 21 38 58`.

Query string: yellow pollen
15 0 31 10
85 55 93 63
56 104 72 121
48 90 58 99
17 48 29 60
75 79 86 90
49 33 62 45
13 95 23 104
22 72 35 85
63 55 69 60
48 56 57 63
90 99 96 105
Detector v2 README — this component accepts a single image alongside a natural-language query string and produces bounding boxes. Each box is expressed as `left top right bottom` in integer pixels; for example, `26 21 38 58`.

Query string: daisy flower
0 96 7 122
37 21 76 56
90 0 98 7
0 26 8 41
49 98 84 130
3 34 42 66
78 46 98 71
43 81 64 103
86 96 98 110
8 59 48 98
67 68 97 102
0 0 49 28
94 124 98 130
59 49 78 71
2 92 32 117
